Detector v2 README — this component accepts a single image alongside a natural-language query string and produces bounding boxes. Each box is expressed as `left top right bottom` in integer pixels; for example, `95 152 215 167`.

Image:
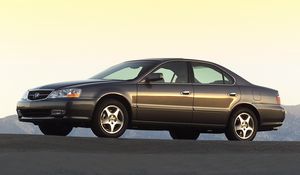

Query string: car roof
128 58 215 63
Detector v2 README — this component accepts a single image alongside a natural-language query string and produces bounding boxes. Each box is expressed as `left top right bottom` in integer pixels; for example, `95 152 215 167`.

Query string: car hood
35 79 121 90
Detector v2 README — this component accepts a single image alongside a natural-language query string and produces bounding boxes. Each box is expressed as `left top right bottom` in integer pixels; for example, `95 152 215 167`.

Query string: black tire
91 99 128 138
225 108 258 141
38 123 73 136
169 129 200 140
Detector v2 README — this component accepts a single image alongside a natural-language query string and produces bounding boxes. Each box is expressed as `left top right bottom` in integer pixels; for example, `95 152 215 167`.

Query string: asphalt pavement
0 134 299 175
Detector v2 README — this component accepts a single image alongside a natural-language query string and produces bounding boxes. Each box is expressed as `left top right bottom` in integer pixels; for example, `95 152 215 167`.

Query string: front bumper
17 98 96 125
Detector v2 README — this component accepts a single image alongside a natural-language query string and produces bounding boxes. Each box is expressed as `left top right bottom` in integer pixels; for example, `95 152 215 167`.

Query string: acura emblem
34 92 40 99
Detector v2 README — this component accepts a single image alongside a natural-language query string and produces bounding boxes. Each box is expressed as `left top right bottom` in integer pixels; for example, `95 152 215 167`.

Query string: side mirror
145 73 163 83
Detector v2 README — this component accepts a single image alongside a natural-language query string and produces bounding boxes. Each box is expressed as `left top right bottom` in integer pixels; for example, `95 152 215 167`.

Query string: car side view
17 58 285 141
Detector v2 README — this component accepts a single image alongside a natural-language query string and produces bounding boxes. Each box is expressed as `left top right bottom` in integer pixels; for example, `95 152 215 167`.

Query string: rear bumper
254 104 285 130
16 98 96 125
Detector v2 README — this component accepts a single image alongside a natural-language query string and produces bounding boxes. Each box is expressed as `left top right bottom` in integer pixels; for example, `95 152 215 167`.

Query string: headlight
21 91 29 100
48 88 82 99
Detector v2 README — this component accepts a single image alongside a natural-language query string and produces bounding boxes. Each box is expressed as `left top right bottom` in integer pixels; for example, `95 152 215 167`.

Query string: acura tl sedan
17 58 285 141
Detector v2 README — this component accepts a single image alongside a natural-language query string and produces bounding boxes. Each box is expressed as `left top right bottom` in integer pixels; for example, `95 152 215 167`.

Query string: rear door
137 61 193 123
191 62 240 125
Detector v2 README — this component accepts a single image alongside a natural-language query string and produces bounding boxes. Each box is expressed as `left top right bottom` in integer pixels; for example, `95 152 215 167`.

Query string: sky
0 0 300 117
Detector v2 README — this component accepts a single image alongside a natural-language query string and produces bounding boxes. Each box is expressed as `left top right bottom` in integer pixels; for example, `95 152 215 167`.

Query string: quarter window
192 63 233 85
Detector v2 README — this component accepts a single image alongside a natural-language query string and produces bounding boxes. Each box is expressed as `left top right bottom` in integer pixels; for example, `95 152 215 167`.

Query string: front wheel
225 108 258 141
38 123 73 136
91 99 128 138
169 129 200 140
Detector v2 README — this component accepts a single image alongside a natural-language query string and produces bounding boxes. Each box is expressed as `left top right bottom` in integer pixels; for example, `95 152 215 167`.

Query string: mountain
1 105 299 141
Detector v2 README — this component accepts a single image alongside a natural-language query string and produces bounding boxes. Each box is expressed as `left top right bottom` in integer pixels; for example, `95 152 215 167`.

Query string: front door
137 61 193 123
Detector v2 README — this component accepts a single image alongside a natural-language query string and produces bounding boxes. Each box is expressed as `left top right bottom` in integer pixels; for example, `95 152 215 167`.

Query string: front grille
19 109 51 117
28 90 52 100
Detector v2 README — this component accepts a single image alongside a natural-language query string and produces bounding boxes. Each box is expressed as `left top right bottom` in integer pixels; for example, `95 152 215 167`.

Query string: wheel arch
229 103 261 127
93 93 133 127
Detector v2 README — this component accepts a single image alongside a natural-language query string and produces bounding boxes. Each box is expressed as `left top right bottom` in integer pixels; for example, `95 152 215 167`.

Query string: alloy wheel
100 105 124 134
234 113 255 140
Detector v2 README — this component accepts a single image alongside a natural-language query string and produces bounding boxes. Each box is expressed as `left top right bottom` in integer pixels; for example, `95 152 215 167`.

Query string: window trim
191 62 235 86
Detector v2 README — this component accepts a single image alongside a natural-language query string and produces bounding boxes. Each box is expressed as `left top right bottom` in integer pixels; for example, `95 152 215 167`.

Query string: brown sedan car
17 58 285 141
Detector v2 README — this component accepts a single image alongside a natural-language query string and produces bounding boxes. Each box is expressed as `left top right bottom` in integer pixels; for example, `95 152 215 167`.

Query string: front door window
149 62 189 84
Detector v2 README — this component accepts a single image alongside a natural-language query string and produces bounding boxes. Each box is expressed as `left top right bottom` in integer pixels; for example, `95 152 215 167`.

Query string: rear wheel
38 123 73 136
225 108 258 141
169 129 200 140
91 99 128 138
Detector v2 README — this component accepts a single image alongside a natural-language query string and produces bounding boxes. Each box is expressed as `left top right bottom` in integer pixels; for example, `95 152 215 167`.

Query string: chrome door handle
229 92 237 97
181 90 190 95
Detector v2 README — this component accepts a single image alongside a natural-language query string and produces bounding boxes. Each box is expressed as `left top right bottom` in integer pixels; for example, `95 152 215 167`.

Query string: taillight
276 96 281 105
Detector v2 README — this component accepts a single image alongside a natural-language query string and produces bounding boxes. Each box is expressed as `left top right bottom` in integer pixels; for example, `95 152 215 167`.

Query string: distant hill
1 105 299 141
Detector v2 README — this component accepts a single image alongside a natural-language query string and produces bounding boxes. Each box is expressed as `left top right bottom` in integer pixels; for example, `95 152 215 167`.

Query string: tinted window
149 62 188 84
91 61 158 81
192 63 233 85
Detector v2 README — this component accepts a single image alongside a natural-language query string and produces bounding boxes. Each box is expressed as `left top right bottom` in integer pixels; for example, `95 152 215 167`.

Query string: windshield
91 61 159 81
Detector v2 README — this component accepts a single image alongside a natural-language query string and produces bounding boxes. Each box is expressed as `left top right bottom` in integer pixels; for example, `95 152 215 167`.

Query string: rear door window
192 63 233 85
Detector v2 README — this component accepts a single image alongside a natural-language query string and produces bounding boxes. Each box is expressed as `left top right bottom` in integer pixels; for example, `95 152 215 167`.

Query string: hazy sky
0 0 300 117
